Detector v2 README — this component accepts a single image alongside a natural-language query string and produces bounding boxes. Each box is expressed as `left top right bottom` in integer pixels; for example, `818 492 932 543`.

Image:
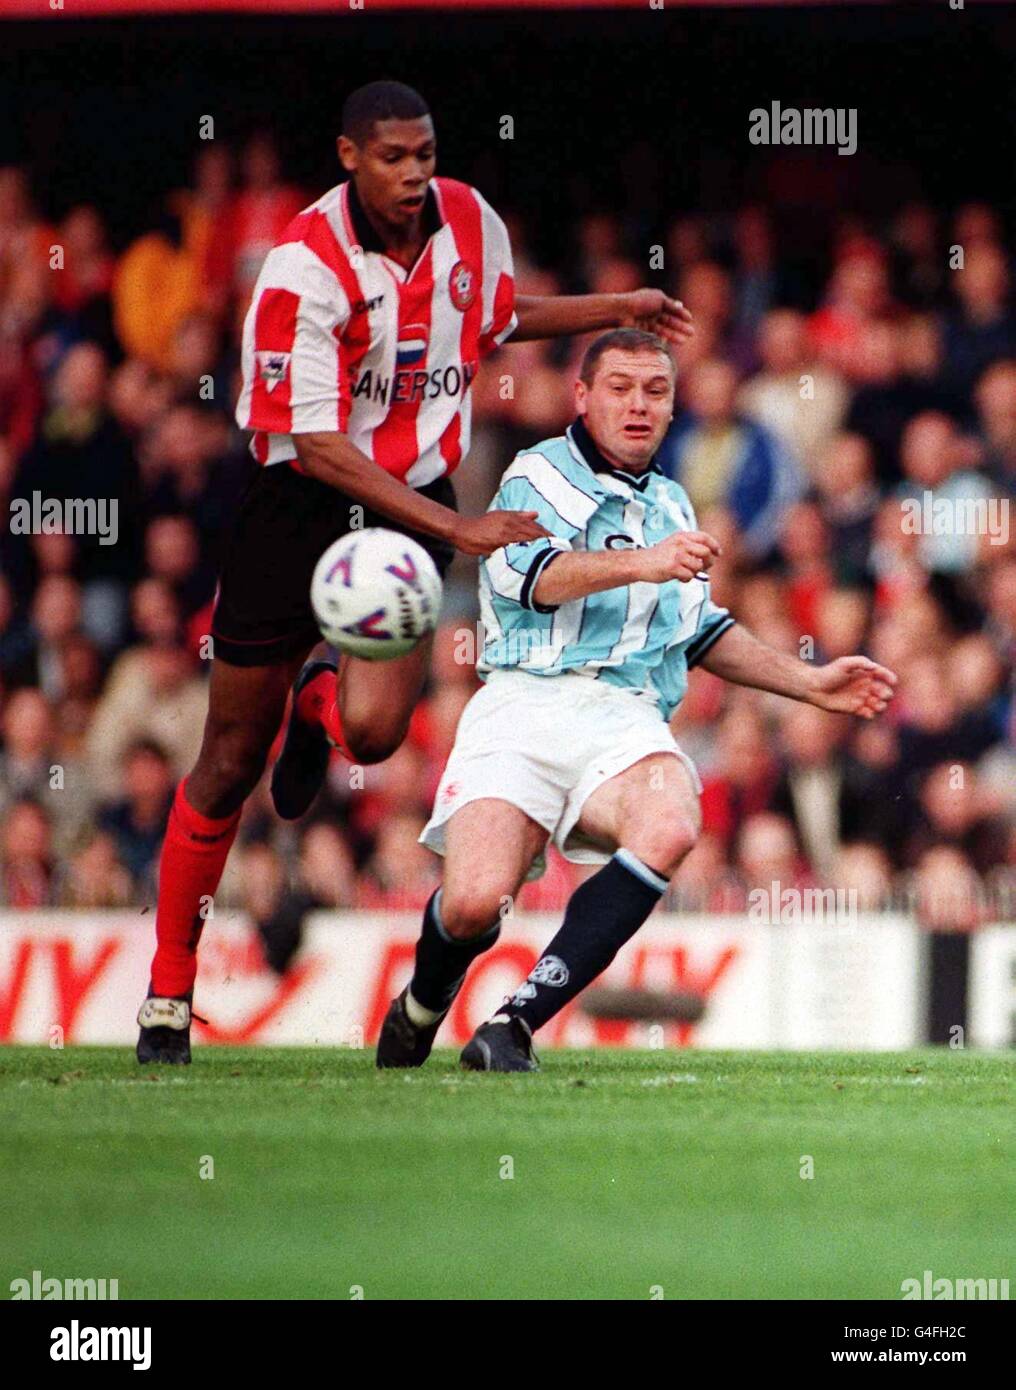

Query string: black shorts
211 462 457 667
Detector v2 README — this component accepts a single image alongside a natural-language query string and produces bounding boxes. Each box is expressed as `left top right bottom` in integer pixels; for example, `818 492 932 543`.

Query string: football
310 528 443 660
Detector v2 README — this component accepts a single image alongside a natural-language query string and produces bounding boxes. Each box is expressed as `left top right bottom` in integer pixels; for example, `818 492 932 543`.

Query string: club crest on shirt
448 260 476 311
255 350 291 393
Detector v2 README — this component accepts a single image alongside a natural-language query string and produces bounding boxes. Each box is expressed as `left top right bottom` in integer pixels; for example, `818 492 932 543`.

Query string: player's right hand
637 530 722 584
453 511 551 557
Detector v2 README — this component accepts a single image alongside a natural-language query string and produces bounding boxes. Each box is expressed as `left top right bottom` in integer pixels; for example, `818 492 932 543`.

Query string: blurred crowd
0 140 1014 958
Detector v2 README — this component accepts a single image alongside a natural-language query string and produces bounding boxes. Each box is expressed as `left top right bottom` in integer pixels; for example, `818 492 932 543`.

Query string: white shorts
420 669 702 880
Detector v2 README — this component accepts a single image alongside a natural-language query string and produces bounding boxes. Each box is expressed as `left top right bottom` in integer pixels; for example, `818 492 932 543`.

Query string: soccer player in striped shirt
376 328 898 1070
137 81 696 1063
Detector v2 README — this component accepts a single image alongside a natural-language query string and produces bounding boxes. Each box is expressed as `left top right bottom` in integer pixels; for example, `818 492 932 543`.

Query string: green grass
1 1046 1012 1300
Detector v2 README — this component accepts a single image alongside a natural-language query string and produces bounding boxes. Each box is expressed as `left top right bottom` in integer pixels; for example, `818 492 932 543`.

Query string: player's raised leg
462 753 700 1071
137 649 312 1064
375 798 547 1068
271 634 434 818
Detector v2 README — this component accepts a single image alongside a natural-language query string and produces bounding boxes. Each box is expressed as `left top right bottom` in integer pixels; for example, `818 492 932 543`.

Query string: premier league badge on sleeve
448 259 476 311
255 350 292 393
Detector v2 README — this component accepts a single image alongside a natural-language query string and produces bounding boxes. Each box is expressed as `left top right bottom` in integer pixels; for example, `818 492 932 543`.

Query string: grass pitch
1 1047 1012 1300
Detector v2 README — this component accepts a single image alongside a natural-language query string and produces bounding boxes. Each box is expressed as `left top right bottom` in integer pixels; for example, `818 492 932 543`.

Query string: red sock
295 669 351 758
150 779 241 998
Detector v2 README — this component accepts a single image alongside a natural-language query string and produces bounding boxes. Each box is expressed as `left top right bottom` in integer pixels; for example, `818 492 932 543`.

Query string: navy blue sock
408 889 500 1017
503 850 668 1034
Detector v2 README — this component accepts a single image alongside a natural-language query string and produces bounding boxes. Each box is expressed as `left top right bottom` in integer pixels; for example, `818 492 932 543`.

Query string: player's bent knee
439 889 506 942
342 719 407 766
629 814 699 877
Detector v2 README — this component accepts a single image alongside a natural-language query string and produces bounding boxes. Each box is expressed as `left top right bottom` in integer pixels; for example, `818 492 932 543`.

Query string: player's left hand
618 289 695 345
809 656 898 719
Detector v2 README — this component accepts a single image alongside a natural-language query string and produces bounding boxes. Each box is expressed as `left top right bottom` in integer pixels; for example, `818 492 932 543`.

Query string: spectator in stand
61 828 132 908
889 203 945 311
0 797 54 908
0 573 35 688
0 686 91 854
895 410 1000 576
844 318 960 485
50 205 117 357
974 358 1016 492
813 432 881 585
8 341 141 649
175 144 236 318
143 515 215 623
239 840 305 975
357 810 440 910
777 500 833 639
51 633 104 760
810 246 896 378
947 632 1009 742
896 653 999 783
26 575 82 702
700 703 780 855
904 761 1009 876
660 357 802 560
735 811 812 896
108 358 173 443
85 633 206 801
97 739 175 896
297 821 357 910
737 308 849 473
827 842 893 909
771 703 853 879
728 206 787 364
225 133 305 298
113 201 204 371
941 242 1016 400
141 402 247 573
912 844 984 932
0 688 54 812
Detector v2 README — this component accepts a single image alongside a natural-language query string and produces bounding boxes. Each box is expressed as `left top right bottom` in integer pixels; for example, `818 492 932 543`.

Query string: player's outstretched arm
532 530 720 608
697 624 898 720
511 290 695 347
294 431 549 556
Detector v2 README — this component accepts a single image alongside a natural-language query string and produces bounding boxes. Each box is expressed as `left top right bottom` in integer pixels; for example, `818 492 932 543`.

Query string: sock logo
528 955 569 988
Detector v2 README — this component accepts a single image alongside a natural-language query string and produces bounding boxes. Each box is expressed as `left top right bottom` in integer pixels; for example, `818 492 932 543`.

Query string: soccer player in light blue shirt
478 405 736 719
378 329 898 1072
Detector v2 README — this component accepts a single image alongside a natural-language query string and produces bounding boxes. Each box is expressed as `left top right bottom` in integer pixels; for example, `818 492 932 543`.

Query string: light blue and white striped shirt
478 416 735 720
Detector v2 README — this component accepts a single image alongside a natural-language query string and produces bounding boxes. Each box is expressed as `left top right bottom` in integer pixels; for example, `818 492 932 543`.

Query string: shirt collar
346 178 443 255
567 415 663 492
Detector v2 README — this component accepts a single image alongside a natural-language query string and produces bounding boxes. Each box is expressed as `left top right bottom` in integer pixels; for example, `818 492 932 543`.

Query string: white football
310 528 443 661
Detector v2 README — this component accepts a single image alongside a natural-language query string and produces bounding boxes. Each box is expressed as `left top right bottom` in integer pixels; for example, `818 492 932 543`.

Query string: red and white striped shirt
235 176 516 487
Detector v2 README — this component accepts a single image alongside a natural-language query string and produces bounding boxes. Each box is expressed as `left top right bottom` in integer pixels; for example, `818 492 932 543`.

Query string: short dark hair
341 81 431 146
579 329 674 386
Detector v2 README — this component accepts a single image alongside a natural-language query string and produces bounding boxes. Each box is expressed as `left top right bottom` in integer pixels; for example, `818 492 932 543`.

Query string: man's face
337 116 436 232
575 348 675 471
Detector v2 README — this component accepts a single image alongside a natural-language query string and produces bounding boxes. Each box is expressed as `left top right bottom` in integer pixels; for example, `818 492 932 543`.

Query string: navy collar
568 415 663 493
346 178 442 255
